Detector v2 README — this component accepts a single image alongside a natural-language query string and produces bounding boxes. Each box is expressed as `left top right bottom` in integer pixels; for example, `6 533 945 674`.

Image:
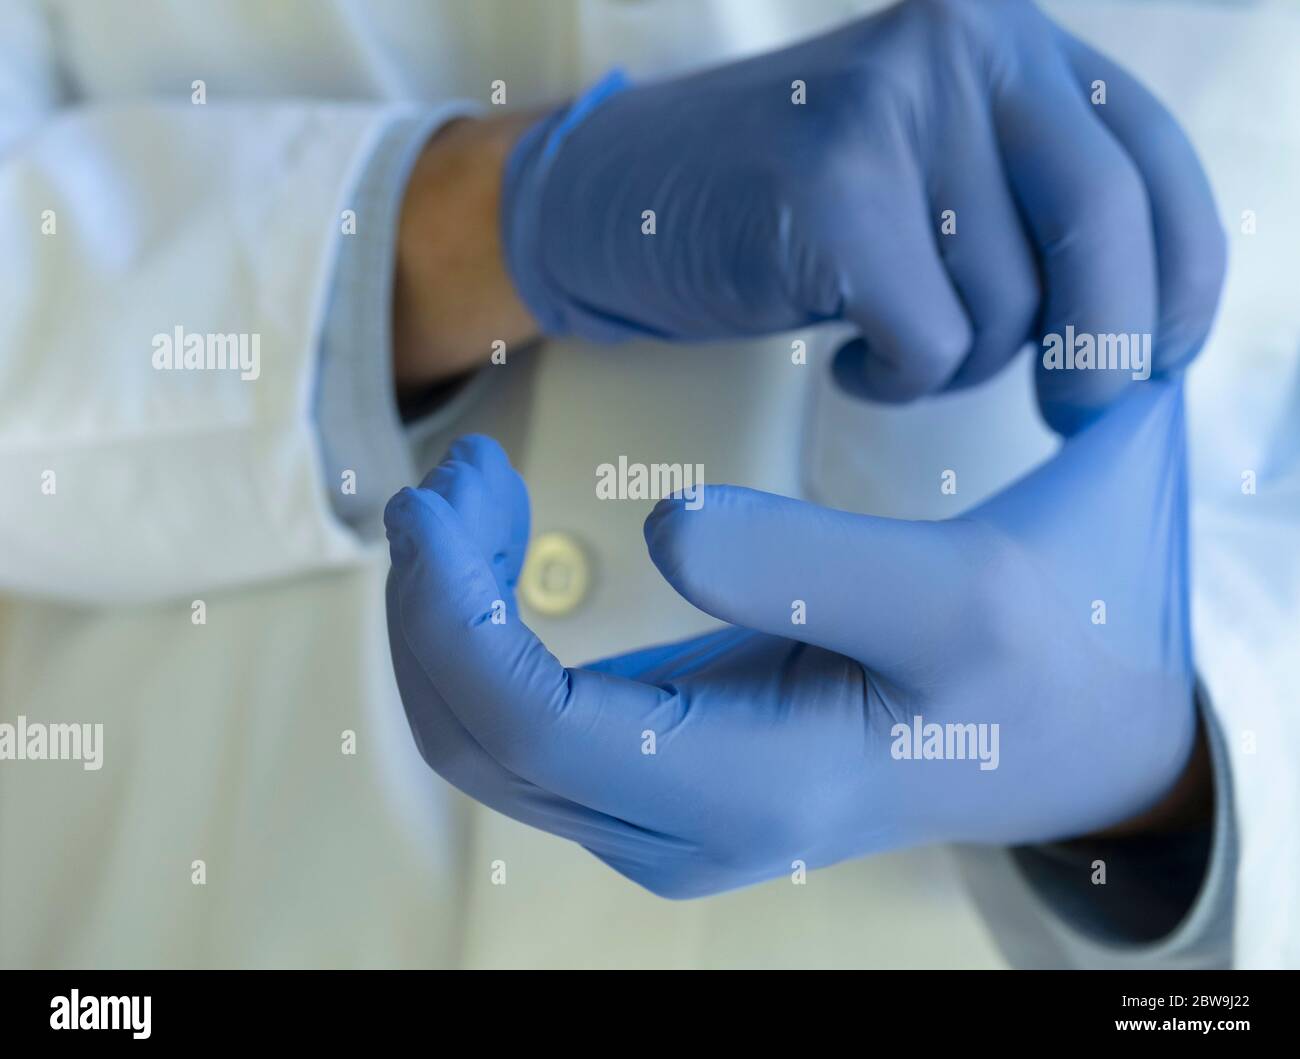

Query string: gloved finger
819 113 972 401
382 571 637 852
643 485 981 679
1058 32 1227 374
993 44 1157 435
418 434 530 613
385 570 657 857
384 480 690 823
969 375 1190 670
593 844 768 901
581 627 745 681
927 82 1040 391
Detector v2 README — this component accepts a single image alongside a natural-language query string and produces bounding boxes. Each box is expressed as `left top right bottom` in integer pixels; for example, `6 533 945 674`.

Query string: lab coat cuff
953 682 1237 968
314 102 484 539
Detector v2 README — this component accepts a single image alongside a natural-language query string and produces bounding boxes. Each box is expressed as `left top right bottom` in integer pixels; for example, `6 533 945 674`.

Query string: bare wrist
393 113 539 395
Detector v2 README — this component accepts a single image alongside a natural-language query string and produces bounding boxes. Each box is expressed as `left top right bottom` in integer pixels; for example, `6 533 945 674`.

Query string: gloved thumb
385 439 682 817
643 486 983 676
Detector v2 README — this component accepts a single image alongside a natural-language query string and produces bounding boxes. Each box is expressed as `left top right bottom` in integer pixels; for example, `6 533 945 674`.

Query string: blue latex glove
503 0 1225 434
384 383 1194 899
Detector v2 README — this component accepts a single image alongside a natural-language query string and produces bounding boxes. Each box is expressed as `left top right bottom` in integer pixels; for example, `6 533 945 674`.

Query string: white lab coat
0 0 1295 968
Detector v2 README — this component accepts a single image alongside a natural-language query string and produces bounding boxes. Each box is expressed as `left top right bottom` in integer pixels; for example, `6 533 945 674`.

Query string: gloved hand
384 383 1194 899
503 0 1225 434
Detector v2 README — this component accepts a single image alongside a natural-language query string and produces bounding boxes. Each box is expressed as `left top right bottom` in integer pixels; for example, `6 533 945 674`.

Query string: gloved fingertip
384 514 417 569
643 490 734 600
1038 397 1105 438
446 433 508 466
829 337 874 399
643 488 713 550
645 494 688 526
641 502 672 555
383 487 419 535
419 458 462 497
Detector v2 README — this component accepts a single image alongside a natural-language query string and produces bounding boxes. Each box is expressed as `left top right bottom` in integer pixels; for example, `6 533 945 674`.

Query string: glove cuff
501 70 630 339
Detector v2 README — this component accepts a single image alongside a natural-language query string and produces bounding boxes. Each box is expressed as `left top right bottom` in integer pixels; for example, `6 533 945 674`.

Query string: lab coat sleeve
315 108 491 541
953 688 1237 969
0 2 477 603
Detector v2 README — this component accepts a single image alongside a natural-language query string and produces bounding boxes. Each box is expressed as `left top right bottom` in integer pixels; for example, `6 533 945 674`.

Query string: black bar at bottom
0 969 1289 1046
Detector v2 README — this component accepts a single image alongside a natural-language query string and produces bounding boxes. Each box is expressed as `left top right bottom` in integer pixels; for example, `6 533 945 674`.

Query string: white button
519 532 591 617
